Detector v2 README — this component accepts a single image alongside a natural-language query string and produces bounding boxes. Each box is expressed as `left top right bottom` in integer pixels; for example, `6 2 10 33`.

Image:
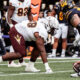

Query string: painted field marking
0 59 79 66
24 57 80 60
0 70 73 76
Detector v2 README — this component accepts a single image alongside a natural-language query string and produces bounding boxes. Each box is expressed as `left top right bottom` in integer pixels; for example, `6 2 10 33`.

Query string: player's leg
25 47 40 72
18 58 27 66
49 27 61 57
8 46 21 67
8 20 23 67
51 37 59 57
61 24 68 57
34 32 52 73
61 39 67 57
0 27 26 62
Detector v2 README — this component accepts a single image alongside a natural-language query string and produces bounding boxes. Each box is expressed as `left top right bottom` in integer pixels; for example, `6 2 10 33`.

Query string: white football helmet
46 16 59 30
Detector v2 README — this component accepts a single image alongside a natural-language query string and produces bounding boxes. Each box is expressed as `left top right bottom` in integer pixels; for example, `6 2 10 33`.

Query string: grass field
0 58 80 80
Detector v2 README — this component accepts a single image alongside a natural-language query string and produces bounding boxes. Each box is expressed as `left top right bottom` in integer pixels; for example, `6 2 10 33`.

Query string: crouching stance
0 18 52 73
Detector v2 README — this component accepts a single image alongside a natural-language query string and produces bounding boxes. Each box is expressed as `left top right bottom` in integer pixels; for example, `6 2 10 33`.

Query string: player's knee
62 39 67 42
54 38 59 42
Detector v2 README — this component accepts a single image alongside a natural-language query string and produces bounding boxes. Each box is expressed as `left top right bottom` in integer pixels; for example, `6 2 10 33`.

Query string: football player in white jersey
7 0 31 67
0 12 53 73
7 0 31 26
38 10 58 44
46 10 58 44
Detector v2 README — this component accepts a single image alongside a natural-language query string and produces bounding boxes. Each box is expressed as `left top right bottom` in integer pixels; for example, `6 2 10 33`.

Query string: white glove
73 40 79 46
73 37 80 46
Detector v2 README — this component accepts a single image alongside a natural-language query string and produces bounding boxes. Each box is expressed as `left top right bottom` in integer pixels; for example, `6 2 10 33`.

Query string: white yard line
0 70 73 76
24 57 80 60
0 59 75 76
0 60 79 66
36 60 80 63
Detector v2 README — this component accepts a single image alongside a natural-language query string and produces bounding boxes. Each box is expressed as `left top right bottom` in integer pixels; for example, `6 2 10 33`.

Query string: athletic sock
52 49 56 56
44 62 50 70
0 56 3 62
28 61 34 67
61 49 66 55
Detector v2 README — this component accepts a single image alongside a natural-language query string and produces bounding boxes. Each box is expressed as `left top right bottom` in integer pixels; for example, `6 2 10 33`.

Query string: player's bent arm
70 14 80 34
34 32 48 63
70 14 80 27
7 5 15 27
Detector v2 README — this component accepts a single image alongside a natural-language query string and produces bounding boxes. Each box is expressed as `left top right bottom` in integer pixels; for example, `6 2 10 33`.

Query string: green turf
0 59 80 80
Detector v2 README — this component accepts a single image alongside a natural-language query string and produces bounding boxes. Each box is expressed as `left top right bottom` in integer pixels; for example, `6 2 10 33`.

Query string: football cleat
48 54 56 58
61 54 65 58
45 69 53 74
70 73 80 77
25 65 40 72
18 61 28 66
8 61 21 67
72 54 78 58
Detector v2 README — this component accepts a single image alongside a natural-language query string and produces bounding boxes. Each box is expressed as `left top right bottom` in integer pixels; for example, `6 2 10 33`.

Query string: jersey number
17 7 28 16
59 11 63 21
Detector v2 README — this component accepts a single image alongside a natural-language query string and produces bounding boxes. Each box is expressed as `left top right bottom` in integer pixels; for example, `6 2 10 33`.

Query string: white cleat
70 73 80 77
20 61 28 66
8 62 21 67
45 69 53 74
61 55 65 58
17 61 28 67
48 54 56 58
72 54 78 58
25 65 40 72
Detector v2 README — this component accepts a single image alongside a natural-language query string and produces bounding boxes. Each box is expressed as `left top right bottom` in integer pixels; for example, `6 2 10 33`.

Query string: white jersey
38 18 49 31
9 0 31 23
38 17 59 33
15 20 48 41
46 16 59 29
